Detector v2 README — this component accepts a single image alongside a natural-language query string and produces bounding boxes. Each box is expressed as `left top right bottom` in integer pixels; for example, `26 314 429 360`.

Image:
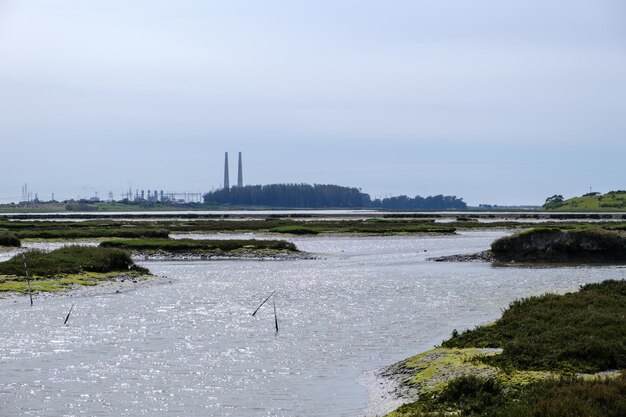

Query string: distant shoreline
1 210 624 220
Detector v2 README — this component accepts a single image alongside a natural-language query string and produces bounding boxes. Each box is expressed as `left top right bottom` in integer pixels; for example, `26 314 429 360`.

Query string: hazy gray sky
1 0 625 205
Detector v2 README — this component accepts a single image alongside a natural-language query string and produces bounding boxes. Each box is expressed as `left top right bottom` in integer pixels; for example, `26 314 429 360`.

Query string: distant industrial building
237 152 243 188
223 152 230 189
222 151 243 190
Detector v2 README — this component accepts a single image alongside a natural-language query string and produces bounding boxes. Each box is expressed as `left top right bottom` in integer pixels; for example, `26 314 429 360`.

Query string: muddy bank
129 249 319 261
357 368 408 417
358 347 503 416
428 250 495 263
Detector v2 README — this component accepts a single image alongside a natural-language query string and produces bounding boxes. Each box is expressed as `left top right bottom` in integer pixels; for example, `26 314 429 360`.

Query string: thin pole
273 298 278 334
22 253 33 307
252 290 276 317
64 304 74 325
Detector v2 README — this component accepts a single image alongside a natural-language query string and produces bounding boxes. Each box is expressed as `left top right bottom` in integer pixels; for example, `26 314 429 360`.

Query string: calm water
1 231 625 417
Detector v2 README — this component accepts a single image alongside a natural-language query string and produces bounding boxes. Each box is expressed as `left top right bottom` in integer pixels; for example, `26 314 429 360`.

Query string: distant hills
543 191 626 211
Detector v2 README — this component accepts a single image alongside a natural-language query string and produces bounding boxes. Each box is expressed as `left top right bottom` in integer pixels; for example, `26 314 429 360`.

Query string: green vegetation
0 246 149 293
543 191 626 211
0 220 169 240
388 373 626 417
204 183 372 208
14 227 169 240
100 238 297 253
6 217 626 239
0 271 147 293
374 194 467 210
144 218 455 235
444 280 626 372
0 246 148 276
0 231 20 247
264 220 454 235
0 218 458 238
386 280 626 416
203 183 468 209
269 225 320 235
491 227 626 263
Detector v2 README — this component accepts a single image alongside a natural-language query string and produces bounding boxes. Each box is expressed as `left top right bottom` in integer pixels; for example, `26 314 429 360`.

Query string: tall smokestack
237 152 243 188
223 152 230 189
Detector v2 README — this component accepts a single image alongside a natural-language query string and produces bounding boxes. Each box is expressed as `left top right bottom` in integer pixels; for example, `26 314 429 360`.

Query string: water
1 232 624 417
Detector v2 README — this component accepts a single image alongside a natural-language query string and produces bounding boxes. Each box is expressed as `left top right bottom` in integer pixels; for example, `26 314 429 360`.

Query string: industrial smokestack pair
224 152 243 189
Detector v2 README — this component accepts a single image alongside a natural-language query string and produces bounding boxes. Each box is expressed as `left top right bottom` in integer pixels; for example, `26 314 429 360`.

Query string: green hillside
543 191 626 211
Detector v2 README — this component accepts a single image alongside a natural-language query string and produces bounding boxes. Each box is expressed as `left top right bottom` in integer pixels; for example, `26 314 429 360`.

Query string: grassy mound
0 246 150 293
0 246 148 277
544 191 626 212
491 228 626 263
100 238 298 252
443 280 626 373
0 231 20 247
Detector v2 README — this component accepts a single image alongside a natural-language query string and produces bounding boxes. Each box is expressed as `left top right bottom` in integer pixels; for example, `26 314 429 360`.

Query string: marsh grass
388 373 626 417
388 280 626 417
0 231 20 247
0 246 148 277
269 226 320 235
167 219 456 234
442 280 626 373
100 238 298 252
4 218 626 238
0 220 169 239
15 228 169 240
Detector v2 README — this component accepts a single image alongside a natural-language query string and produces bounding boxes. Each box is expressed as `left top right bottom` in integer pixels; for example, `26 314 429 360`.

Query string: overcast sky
1 0 625 205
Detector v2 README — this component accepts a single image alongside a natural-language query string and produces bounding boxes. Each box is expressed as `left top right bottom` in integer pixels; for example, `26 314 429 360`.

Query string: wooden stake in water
21 253 33 307
252 290 276 316
273 298 279 334
64 304 74 325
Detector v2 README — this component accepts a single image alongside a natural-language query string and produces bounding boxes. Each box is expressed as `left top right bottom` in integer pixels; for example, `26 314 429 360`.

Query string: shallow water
1 231 625 417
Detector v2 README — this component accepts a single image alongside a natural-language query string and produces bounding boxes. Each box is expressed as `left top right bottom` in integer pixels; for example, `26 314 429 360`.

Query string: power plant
223 152 230 189
237 152 243 188
223 151 243 190
11 151 242 204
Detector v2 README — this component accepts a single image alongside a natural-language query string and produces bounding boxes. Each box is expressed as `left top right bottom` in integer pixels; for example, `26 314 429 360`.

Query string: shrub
0 231 20 247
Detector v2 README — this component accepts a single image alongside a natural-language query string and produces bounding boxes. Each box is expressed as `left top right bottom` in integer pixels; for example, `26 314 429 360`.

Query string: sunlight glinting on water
1 231 624 416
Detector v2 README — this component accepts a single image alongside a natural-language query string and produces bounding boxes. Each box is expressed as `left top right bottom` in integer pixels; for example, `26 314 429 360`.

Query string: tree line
372 194 467 210
203 183 467 210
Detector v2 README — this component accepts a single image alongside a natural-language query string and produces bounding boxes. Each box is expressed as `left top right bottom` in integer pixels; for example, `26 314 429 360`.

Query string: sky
0 0 625 206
